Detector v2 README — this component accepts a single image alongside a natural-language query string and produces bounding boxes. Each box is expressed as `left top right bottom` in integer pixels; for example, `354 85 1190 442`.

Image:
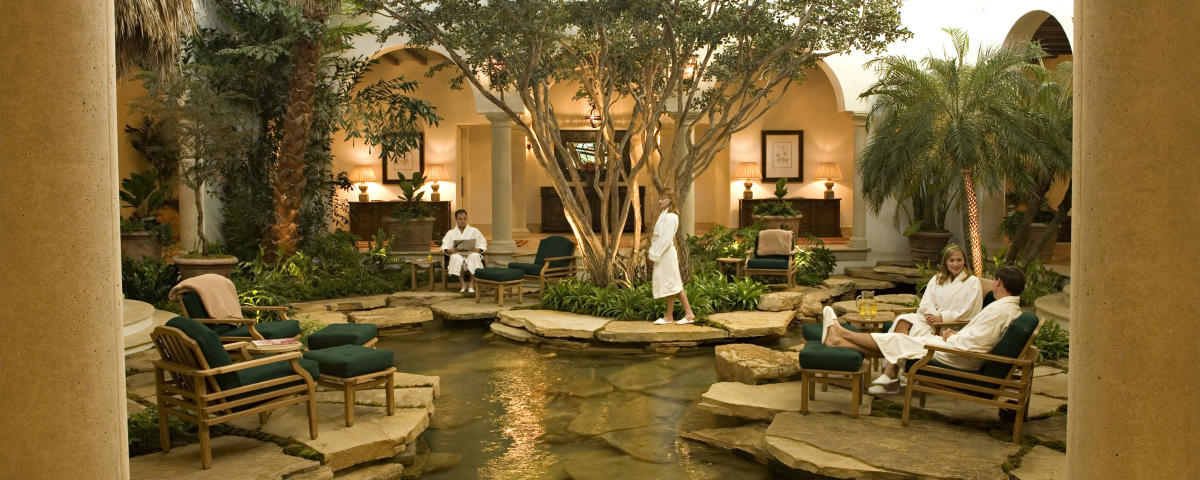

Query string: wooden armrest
511 252 536 259
541 255 576 264
921 344 1034 366
241 305 290 312
194 317 258 325
209 351 303 375
223 341 253 351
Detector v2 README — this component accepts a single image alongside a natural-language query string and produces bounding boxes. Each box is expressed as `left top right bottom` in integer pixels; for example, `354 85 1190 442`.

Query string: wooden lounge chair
151 316 318 469
740 229 798 289
902 312 1044 443
507 235 578 292
173 275 301 342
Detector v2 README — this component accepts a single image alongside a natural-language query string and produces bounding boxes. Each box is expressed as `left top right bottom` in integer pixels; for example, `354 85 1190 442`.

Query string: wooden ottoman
473 267 524 306
302 345 397 427
797 342 869 417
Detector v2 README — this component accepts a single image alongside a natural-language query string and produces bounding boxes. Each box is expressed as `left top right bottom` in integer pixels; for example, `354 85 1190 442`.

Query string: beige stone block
386 291 463 307
756 292 807 311
679 424 772 463
497 310 611 339
429 297 538 320
128 436 332 479
255 402 430 472
348 306 434 329
698 381 869 420
707 311 793 337
1010 446 1066 480
596 321 729 343
713 343 800 384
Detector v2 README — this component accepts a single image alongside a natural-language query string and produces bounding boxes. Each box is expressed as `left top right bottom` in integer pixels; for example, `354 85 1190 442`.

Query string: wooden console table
349 201 451 241
738 198 841 237
540 185 645 233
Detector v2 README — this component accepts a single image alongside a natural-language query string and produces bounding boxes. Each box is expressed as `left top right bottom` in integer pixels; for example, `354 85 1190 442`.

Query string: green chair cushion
308 323 378 350
165 316 239 390
535 235 576 267
224 320 301 339
979 312 1039 378
801 322 862 341
746 258 789 270
236 357 321 389
475 267 524 282
303 345 395 378
508 262 544 277
798 342 864 371
181 291 209 318
983 291 996 307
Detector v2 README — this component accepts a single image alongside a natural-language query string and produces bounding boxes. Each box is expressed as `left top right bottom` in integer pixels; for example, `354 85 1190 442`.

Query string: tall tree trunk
194 180 208 254
269 0 327 258
1005 178 1053 264
1022 179 1072 265
962 169 984 276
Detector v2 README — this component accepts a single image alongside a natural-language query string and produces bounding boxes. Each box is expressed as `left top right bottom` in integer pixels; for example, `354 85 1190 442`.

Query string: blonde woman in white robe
648 193 695 325
869 243 982 392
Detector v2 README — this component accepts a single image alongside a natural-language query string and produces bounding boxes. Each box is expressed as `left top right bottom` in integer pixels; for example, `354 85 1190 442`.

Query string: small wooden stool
302 345 397 427
797 342 869 417
473 267 524 306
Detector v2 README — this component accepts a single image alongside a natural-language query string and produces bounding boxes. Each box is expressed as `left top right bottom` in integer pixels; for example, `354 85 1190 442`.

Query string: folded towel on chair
169 274 243 319
757 229 794 256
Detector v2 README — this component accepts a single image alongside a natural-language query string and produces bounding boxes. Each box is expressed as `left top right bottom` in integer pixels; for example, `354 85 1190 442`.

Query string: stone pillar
847 113 869 249
676 114 701 236
0 0 129 478
1069 1 1200 478
485 113 517 264
509 131 529 237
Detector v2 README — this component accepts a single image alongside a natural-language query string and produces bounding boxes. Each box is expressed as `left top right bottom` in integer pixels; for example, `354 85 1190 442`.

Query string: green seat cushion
535 236 576 267
746 258 789 270
801 322 862 341
303 345 395 378
165 316 239 390
236 357 321 389
475 267 524 282
224 320 301 339
982 291 996 307
508 262 544 276
181 291 210 318
798 342 864 371
308 323 378 350
979 313 1038 378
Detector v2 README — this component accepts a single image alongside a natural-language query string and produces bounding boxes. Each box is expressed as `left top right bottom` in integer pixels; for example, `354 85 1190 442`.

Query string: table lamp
425 164 449 201
816 162 842 199
349 165 376 202
733 162 762 199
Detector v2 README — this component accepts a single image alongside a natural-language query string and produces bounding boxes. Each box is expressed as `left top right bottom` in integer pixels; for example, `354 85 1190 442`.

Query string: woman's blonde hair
936 243 971 285
659 189 680 214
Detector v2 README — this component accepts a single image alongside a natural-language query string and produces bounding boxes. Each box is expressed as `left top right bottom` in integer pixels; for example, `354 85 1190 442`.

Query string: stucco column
676 114 700 236
0 0 129 478
1069 1 1200 478
485 113 517 264
847 113 869 249
509 130 529 237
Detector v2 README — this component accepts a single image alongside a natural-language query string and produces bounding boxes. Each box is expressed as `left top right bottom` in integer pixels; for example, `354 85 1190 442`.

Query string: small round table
716 257 744 279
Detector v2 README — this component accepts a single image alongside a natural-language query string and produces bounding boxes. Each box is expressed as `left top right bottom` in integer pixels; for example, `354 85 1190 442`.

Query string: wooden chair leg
258 412 269 425
901 383 914 426
386 374 395 416
517 283 523 304
475 285 482 303
157 401 171 453
344 384 355 427
307 390 318 440
410 266 417 292
496 284 504 307
199 424 212 469
919 392 927 408
851 372 862 418
809 376 817 400
800 372 810 414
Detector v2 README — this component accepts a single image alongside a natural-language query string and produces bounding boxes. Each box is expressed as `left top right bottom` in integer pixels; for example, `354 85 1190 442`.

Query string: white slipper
870 373 898 386
652 318 670 325
821 306 838 344
468 288 475 294
675 318 695 325
868 383 900 395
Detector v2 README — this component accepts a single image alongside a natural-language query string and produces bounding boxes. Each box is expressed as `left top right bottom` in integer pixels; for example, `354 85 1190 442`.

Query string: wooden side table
716 257 744 279
408 258 446 291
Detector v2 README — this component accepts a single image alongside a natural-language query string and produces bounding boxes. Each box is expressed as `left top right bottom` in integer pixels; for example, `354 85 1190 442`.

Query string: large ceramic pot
383 216 435 252
752 214 803 234
908 231 952 264
1027 223 1057 263
120 231 161 260
173 255 239 280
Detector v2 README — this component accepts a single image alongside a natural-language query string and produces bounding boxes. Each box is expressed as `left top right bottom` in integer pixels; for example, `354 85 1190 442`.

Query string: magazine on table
252 338 300 347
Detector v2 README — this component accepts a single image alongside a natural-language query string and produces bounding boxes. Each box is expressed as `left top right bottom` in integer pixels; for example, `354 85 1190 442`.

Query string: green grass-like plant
1033 319 1069 362
539 274 765 321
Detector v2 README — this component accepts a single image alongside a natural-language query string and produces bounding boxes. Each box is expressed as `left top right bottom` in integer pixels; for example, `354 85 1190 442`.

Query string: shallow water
378 320 776 479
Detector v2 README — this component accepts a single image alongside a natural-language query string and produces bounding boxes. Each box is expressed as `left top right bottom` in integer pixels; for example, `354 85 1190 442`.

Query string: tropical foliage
983 245 1066 306
1033 318 1069 362
121 256 180 309
231 230 410 304
361 0 908 284
538 274 765 321
858 28 1045 271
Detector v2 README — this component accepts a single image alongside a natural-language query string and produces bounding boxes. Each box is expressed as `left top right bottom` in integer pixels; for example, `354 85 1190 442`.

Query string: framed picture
760 130 803 181
381 133 425 184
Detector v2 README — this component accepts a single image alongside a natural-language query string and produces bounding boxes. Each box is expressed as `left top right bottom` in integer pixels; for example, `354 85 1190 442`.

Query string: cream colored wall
116 76 150 217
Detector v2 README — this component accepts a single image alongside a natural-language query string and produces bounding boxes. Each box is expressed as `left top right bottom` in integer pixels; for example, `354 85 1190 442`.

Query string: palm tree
115 0 197 77
859 28 1041 274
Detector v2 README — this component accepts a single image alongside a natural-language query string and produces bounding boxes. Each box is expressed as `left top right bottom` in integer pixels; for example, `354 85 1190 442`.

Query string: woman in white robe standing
870 243 982 391
648 193 695 325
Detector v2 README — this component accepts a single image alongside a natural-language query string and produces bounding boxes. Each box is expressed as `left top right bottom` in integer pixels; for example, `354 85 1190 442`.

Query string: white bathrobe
871 295 1022 371
887 271 982 337
649 210 683 299
440 225 488 277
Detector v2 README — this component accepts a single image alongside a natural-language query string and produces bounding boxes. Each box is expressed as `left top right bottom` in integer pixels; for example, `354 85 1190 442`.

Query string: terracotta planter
120 231 162 260
908 231 952 265
383 216 435 252
1027 223 1057 263
752 214 803 233
173 255 238 280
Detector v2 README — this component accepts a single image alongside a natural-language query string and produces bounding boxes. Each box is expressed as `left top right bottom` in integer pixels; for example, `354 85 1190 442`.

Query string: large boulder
756 292 806 311
128 436 332 480
497 310 611 339
698 381 869 420
874 265 925 279
347 306 433 330
596 321 729 343
822 276 857 297
844 266 914 284
707 311 793 337
1010 446 1066 480
713 344 799 385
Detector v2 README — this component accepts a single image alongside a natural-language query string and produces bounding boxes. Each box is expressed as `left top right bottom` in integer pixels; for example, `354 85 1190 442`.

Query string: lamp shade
425 164 449 183
349 165 377 183
815 162 842 181
733 161 762 180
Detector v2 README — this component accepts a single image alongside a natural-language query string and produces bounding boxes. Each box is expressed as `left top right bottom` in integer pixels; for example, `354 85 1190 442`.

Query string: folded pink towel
168 274 243 319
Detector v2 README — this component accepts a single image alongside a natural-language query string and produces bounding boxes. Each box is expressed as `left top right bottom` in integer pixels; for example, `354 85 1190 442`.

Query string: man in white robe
821 266 1025 374
441 209 487 293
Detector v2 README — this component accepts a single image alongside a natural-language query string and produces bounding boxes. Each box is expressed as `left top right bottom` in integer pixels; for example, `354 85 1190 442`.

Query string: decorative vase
752 214 803 233
908 231 952 264
382 216 436 252
120 231 162 260
173 255 239 280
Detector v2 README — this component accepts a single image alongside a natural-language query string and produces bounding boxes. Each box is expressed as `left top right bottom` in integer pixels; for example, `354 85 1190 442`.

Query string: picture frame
760 130 803 182
381 132 425 184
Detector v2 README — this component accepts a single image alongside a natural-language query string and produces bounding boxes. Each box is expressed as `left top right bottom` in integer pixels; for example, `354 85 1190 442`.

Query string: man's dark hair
453 209 467 218
995 266 1026 297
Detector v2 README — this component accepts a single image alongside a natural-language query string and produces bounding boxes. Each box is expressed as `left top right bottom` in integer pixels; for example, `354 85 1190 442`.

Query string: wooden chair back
150 326 223 396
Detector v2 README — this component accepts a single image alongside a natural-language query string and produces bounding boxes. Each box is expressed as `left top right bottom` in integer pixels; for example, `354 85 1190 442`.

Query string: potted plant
382 171 435 252
119 169 173 260
899 174 955 263
752 178 803 232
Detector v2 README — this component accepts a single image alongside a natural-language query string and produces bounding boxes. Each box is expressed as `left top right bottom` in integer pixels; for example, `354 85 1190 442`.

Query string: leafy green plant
120 169 169 224
390 171 432 220
752 201 799 217
538 274 765 321
1033 319 1069 362
232 230 410 303
983 245 1065 305
121 256 180 309
686 225 761 274
794 235 838 286
125 116 182 185
128 405 208 456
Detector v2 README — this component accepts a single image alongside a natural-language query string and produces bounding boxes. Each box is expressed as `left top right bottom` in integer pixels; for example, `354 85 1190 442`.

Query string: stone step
1034 292 1070 331
698 381 869 420
122 299 155 335
124 307 173 356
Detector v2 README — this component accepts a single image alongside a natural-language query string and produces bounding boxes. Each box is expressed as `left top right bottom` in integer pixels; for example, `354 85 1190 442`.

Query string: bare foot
824 324 849 347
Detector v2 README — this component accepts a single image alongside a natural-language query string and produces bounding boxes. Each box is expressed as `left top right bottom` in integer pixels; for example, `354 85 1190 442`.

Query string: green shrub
794 235 837 286
1033 319 1069 362
686 224 760 274
538 274 765 320
983 246 1066 305
232 230 411 304
121 256 179 309
127 405 215 456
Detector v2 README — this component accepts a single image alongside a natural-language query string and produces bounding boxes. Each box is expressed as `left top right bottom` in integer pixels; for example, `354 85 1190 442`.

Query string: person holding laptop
441 209 487 293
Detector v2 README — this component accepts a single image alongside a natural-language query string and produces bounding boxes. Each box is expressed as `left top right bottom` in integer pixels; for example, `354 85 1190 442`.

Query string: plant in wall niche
119 169 174 255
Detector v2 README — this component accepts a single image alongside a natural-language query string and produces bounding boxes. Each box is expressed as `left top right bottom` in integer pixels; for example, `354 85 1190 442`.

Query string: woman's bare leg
678 290 696 320
825 323 884 357
663 295 676 322
894 319 912 335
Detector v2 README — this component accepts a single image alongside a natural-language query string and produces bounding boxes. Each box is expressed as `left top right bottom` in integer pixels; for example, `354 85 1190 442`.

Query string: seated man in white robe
441 209 488 293
820 266 1025 380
